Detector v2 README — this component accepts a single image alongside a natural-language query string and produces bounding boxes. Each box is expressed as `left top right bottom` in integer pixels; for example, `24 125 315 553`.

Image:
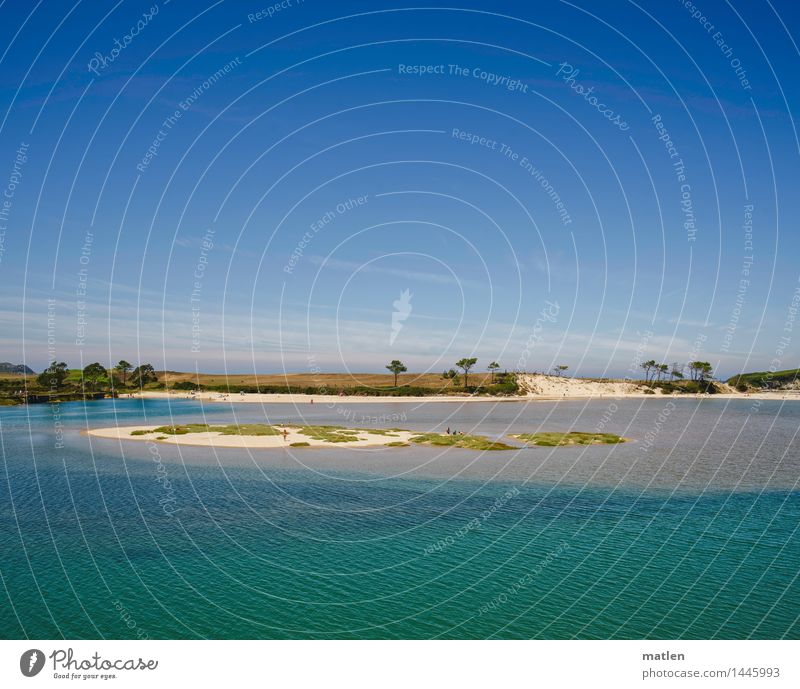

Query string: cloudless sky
1 0 799 378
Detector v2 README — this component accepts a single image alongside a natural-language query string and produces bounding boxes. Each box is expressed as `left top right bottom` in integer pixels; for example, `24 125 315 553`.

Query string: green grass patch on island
151 424 210 435
354 428 400 436
150 423 281 436
216 424 282 436
409 432 515 451
297 425 362 443
512 431 626 447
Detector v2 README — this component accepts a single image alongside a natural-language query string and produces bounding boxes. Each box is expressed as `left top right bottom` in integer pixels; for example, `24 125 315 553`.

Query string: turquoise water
1 398 798 639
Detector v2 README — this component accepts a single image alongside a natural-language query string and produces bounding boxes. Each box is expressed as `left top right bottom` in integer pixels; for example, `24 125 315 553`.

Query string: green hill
0 362 34 374
727 368 800 390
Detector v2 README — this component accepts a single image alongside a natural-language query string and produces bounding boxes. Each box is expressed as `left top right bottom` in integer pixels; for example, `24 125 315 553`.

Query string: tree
655 364 669 382
487 361 500 383
554 365 569 377
81 363 108 391
455 357 478 389
131 363 157 388
37 361 69 390
689 361 713 382
671 367 684 381
114 360 132 386
641 359 657 383
385 359 407 387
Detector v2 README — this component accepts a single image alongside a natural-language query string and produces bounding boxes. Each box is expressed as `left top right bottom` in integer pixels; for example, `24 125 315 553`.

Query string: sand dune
517 374 645 397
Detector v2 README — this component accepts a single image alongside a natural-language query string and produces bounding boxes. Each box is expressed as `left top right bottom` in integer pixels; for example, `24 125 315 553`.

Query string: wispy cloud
307 255 479 287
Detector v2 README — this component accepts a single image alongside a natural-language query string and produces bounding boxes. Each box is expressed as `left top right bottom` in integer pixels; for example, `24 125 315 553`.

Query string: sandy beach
125 374 800 404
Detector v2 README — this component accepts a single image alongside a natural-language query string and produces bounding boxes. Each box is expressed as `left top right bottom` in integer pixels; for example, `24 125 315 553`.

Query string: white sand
133 391 511 404
517 374 799 400
87 425 417 448
517 374 645 397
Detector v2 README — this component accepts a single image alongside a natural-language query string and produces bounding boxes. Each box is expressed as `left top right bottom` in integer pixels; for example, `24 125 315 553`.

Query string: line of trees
687 361 713 381
641 359 713 383
388 357 509 390
36 360 158 391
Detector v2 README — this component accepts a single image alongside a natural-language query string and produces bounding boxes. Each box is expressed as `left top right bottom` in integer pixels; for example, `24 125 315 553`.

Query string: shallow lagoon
1 397 798 638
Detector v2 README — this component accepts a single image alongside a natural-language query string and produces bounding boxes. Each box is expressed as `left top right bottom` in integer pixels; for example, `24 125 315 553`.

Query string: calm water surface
1 397 798 639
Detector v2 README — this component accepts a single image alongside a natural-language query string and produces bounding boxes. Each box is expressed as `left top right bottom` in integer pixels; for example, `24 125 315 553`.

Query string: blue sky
0 0 798 378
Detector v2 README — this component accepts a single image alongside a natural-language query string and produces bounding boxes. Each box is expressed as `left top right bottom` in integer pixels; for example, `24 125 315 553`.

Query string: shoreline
127 390 800 404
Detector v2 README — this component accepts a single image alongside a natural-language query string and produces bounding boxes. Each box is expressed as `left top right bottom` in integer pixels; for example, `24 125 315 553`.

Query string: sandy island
87 423 632 451
87 425 419 449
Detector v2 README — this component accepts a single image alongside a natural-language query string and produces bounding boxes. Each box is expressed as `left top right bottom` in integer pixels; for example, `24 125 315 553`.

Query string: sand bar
87 424 418 448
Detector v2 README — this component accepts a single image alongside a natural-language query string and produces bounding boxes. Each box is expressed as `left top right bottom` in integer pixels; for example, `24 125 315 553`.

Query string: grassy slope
727 368 800 389
0 372 30 382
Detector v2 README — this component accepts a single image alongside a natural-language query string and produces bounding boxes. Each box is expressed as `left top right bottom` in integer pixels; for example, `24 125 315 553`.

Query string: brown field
1 369 500 391
0 372 31 381
156 371 497 390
